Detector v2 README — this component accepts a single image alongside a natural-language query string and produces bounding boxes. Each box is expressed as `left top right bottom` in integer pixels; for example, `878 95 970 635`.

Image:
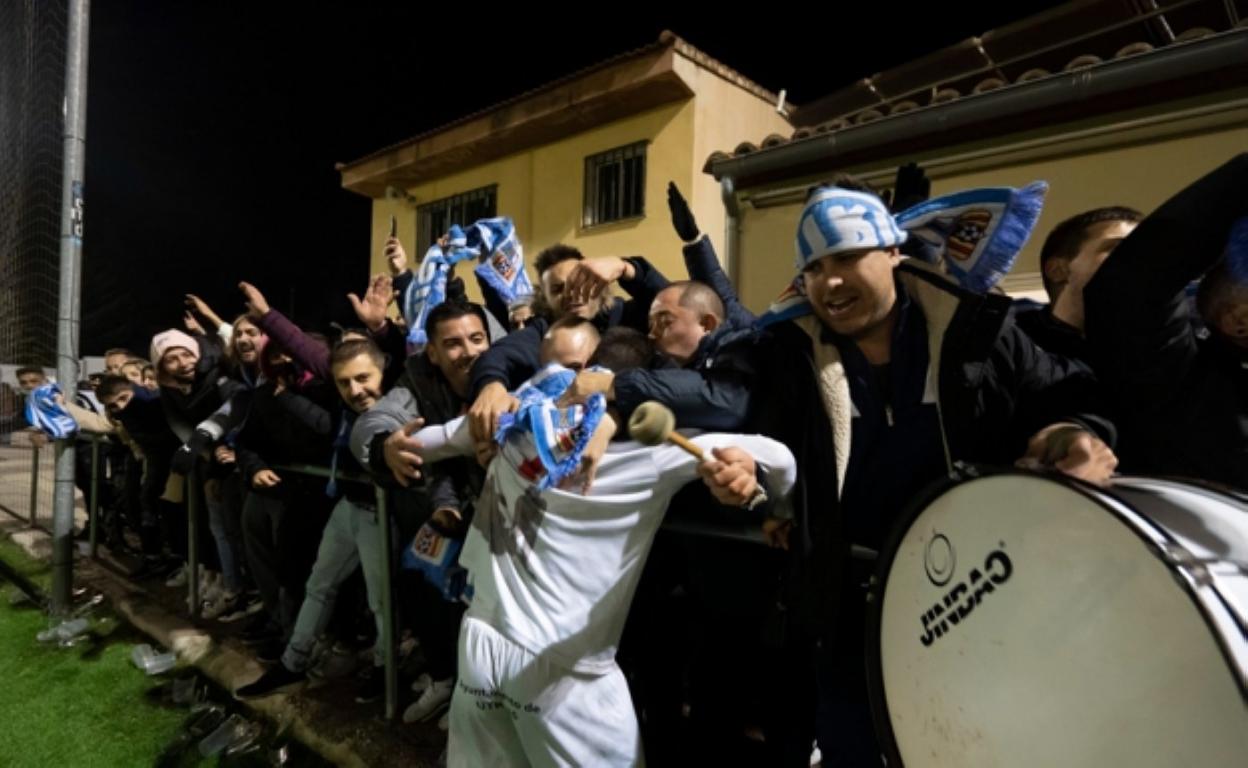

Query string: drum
866 471 1248 767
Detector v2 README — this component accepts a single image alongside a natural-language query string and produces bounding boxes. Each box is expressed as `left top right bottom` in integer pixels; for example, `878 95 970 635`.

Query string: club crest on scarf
494 364 608 490
947 209 992 261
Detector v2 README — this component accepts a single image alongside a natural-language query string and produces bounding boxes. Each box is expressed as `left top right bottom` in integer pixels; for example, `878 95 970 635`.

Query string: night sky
80 2 1057 355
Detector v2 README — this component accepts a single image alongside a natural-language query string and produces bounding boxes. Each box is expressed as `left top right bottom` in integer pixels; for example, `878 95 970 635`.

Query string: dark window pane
416 184 498 246
583 142 646 226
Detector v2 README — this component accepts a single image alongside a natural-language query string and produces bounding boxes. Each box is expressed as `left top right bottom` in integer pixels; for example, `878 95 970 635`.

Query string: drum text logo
920 544 1013 647
924 532 956 587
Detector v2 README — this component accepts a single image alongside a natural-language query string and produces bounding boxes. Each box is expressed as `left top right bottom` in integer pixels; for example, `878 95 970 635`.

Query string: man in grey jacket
349 300 498 724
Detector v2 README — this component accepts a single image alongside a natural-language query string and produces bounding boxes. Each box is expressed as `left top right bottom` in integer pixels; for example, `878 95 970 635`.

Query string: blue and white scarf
494 364 607 491
25 383 77 439
760 182 1048 326
401 226 477 350
469 217 534 310
401 217 533 349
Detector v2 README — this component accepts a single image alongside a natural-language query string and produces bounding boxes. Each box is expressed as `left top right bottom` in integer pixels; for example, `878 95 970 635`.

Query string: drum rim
863 467 1248 767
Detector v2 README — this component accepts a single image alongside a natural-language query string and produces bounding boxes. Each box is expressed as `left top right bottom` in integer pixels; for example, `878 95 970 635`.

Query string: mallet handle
667 431 703 460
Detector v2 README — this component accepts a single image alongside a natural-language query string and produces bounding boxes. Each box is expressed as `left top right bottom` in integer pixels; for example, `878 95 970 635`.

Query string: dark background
82 2 1058 353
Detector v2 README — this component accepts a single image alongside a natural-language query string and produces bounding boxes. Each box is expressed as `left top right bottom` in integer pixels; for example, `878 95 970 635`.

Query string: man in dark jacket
1015 206 1142 362
755 178 1119 766
556 184 761 431
234 336 337 656
1085 153 1248 490
467 246 670 445
556 280 758 430
152 328 242 450
98 374 182 565
152 327 248 588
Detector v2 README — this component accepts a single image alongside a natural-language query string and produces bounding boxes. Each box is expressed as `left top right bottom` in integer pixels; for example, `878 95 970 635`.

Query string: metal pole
88 435 99 558
188 471 199 619
375 483 397 721
29 446 40 528
50 0 91 613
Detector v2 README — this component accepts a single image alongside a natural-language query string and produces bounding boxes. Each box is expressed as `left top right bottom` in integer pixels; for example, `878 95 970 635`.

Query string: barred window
583 142 647 227
416 185 497 251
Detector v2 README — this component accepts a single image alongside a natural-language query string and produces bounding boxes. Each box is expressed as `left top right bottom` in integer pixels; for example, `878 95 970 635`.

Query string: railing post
29 445 40 528
375 483 398 721
187 470 199 619
88 435 100 558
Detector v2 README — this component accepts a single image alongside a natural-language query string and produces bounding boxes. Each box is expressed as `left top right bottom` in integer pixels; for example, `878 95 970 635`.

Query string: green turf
0 542 202 767
0 537 52 591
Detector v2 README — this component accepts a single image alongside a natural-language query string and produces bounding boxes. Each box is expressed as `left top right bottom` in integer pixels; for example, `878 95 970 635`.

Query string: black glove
667 182 700 242
889 162 931 213
171 429 213 475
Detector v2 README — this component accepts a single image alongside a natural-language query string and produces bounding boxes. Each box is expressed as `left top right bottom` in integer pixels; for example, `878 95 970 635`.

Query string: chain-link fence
0 435 93 536
0 440 57 531
1 0 67 438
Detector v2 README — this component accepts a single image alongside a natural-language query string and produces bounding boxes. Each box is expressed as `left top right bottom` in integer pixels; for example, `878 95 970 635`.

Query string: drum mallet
628 401 703 460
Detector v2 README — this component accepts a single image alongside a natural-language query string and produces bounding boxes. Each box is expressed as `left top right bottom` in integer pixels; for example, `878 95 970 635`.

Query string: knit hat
149 330 200 367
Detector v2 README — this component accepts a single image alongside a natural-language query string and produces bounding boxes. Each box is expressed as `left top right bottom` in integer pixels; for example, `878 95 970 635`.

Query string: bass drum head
868 473 1247 767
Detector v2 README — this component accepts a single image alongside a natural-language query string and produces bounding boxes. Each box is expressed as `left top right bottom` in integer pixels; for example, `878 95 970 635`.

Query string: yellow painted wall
737 203 808 311
529 102 693 276
676 55 793 267
362 69 791 320
368 151 535 306
734 119 1248 312
367 102 693 309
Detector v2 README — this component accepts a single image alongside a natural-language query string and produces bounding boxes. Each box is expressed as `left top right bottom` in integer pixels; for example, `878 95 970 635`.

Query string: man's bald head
540 316 601 371
648 281 725 366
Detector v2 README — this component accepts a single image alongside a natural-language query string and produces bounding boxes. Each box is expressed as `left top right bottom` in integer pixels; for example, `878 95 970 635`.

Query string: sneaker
219 597 264 624
310 643 359 681
202 591 242 621
410 672 432 695
201 572 223 604
402 677 453 724
354 666 385 704
165 563 189 588
234 665 305 699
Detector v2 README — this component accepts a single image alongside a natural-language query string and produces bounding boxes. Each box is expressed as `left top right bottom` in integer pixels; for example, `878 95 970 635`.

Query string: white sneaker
165 564 188 588
402 677 453 724
410 672 432 694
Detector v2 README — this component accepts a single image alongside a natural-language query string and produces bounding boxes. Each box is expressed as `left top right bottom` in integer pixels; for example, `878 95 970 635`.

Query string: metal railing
0 436 71 533
184 463 402 720
4 432 793 724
